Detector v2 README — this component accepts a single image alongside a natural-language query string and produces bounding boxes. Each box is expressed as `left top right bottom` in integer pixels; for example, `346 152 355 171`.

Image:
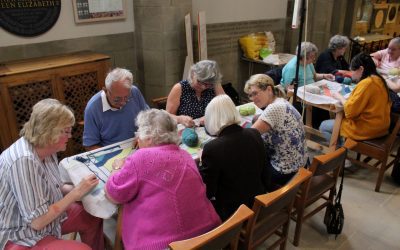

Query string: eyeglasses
248 91 261 99
197 80 214 88
109 88 133 104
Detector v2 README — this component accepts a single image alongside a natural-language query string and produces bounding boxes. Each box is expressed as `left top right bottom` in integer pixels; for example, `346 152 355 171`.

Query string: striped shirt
0 137 66 248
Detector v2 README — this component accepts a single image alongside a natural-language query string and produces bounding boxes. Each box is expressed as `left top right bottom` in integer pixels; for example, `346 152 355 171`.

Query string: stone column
133 0 192 103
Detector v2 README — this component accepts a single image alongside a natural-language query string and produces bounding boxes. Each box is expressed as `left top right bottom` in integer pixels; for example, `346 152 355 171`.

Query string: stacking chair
169 204 254 250
292 139 355 246
347 113 400 192
113 206 124 250
239 168 312 250
151 96 168 109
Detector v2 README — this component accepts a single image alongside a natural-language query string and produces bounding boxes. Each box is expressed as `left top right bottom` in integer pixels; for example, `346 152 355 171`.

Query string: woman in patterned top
0 99 104 250
166 60 225 127
245 74 307 191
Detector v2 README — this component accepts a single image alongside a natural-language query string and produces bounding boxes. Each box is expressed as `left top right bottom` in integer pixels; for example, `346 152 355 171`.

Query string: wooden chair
113 206 124 250
239 168 312 250
152 96 168 109
169 204 254 250
347 113 400 192
292 139 356 246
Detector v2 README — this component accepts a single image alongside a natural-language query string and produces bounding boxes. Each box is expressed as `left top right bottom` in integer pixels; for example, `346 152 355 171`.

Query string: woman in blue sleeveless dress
166 60 225 127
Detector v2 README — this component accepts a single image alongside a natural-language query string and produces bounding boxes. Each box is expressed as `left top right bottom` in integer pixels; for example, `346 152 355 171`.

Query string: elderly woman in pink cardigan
105 109 220 250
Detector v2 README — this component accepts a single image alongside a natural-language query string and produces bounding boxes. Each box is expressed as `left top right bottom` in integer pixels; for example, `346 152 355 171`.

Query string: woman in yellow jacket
320 52 391 142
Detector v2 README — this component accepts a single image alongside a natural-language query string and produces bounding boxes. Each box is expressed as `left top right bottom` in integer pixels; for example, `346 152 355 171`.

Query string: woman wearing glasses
0 99 104 250
83 68 149 151
245 74 307 191
166 60 225 127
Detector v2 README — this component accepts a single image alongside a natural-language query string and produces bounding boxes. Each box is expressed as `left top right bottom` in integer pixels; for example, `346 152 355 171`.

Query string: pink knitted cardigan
106 144 221 250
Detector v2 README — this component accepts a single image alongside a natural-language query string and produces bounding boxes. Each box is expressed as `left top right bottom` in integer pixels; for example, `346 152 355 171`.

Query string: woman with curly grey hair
0 99 104 250
316 34 350 75
166 60 225 127
105 109 220 249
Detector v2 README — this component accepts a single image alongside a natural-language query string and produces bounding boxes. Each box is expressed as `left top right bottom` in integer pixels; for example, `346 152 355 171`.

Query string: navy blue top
177 80 215 119
315 49 349 74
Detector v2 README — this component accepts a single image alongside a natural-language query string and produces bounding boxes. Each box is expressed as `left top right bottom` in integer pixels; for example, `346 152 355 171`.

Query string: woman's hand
72 174 99 201
324 74 335 81
178 115 195 127
332 92 346 104
112 158 126 171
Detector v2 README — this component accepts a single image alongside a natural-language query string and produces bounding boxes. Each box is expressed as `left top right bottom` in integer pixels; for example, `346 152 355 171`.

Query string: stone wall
194 18 287 97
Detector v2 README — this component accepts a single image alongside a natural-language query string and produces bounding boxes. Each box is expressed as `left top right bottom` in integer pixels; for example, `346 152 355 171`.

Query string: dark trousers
267 167 297 192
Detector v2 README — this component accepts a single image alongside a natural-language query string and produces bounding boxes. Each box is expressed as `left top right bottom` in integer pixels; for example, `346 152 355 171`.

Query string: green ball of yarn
182 128 199 147
343 77 352 85
239 105 256 116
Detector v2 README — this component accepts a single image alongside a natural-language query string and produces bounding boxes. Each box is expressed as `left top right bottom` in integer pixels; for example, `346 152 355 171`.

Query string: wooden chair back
169 204 254 250
151 96 168 109
240 168 312 250
292 142 351 246
113 206 124 250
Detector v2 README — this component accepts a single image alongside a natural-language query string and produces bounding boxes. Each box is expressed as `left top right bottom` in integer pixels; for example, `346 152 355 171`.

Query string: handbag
324 163 345 238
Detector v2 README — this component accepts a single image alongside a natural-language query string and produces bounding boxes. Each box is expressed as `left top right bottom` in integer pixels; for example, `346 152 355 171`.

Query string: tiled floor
280 166 400 250
96 147 400 250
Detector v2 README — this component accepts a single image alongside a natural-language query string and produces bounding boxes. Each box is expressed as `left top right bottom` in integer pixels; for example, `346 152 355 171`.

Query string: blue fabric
281 57 316 88
83 86 149 147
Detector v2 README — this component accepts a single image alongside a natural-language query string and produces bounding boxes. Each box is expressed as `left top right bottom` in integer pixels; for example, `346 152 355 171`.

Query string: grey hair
105 68 133 90
20 99 75 147
328 35 350 51
296 41 318 60
205 95 241 136
390 37 400 47
188 60 222 85
135 109 180 146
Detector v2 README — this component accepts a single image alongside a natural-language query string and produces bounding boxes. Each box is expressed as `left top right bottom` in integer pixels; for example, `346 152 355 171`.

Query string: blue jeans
319 119 344 146
319 119 335 142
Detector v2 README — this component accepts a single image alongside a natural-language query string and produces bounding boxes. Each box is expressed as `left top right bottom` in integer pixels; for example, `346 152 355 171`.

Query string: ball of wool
239 105 256 116
343 77 352 85
335 75 344 83
388 68 400 76
182 128 199 147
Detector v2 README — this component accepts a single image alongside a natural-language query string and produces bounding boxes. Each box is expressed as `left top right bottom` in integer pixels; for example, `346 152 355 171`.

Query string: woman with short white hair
316 34 350 75
105 109 220 249
166 60 225 127
200 95 268 220
0 99 104 250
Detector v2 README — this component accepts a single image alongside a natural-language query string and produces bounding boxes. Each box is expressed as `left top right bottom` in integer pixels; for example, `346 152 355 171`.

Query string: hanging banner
0 0 61 37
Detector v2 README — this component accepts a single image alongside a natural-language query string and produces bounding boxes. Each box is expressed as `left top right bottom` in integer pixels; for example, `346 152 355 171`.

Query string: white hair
328 35 350 51
188 60 222 85
135 109 180 146
105 68 133 90
205 95 241 136
296 41 318 60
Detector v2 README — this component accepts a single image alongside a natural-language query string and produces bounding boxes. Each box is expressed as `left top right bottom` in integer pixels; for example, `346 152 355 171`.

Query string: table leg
249 61 254 77
329 111 343 152
306 105 312 127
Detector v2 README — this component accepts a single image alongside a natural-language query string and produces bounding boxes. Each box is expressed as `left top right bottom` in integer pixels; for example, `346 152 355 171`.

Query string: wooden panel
0 87 11 151
0 51 110 155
